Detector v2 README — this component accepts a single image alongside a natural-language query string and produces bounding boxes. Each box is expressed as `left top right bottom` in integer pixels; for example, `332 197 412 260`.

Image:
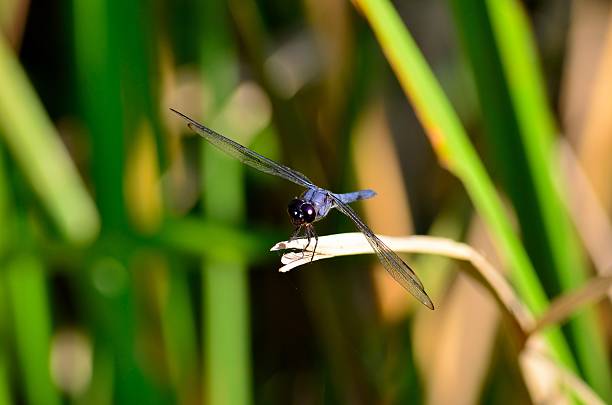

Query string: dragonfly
171 108 434 310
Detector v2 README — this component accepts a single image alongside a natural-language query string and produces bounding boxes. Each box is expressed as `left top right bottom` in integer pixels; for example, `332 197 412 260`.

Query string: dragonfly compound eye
287 198 305 225
301 203 316 223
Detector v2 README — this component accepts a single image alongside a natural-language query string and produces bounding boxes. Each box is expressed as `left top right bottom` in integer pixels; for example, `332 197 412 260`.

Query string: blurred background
0 0 611 403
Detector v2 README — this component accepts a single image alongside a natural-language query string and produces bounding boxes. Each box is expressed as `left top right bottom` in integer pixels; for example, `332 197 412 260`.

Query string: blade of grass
72 0 164 401
0 147 12 405
352 0 576 371
160 260 199 403
114 0 165 169
78 254 160 404
6 254 60 405
200 132 252 405
0 35 99 244
0 147 9 256
199 120 252 405
198 1 252 404
0 351 10 405
478 0 612 398
72 0 126 232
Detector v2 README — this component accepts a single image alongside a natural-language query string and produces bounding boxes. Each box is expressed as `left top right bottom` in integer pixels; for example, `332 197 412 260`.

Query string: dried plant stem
271 233 534 335
272 232 610 404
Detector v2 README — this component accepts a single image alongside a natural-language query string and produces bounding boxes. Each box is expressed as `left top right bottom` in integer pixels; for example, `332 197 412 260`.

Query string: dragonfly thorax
287 198 316 225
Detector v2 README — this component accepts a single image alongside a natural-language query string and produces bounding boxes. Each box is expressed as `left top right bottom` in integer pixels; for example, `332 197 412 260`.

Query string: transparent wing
329 193 434 310
171 109 315 188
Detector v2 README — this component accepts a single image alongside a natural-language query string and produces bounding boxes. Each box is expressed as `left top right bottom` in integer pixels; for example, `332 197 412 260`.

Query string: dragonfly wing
171 109 315 188
329 193 434 310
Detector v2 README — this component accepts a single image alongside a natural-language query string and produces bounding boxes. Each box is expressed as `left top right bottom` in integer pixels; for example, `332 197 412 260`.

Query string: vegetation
0 0 610 403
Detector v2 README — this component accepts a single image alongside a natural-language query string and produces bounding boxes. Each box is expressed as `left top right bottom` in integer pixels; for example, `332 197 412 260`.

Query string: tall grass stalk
6 255 60 405
352 0 576 371
72 0 126 231
72 0 162 402
0 147 12 405
0 352 9 405
483 1 612 398
199 1 252 404
0 35 99 244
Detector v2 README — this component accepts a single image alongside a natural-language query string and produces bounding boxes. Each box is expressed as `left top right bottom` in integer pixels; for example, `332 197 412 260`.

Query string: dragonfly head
287 198 316 225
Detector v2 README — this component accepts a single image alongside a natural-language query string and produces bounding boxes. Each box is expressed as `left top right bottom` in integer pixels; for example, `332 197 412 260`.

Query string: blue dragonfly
171 109 434 310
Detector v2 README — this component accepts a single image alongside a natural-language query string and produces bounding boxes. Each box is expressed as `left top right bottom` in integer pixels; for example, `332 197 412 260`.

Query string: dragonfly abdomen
333 189 377 204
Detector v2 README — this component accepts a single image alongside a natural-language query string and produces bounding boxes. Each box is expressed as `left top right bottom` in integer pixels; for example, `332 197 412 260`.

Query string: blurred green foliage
0 0 610 404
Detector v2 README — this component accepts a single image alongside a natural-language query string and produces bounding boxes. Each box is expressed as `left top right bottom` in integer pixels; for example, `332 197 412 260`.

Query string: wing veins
329 194 434 310
171 109 314 188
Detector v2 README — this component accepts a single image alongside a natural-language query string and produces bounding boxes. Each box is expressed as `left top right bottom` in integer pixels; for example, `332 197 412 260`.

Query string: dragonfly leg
290 225 309 259
301 230 312 260
289 225 302 241
309 226 318 263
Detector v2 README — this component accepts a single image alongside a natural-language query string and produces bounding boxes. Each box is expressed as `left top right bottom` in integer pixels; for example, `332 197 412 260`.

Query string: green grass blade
0 351 11 405
160 264 199 402
201 128 253 405
0 147 9 254
481 0 612 399
71 0 127 231
202 259 251 405
353 0 575 370
79 255 161 404
6 254 60 405
0 35 100 244
0 148 12 405
199 1 252 404
72 0 167 401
